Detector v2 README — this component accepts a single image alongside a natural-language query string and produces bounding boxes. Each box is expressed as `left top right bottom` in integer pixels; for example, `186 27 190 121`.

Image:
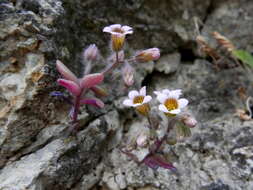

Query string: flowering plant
122 87 197 171
51 24 160 135
51 24 197 172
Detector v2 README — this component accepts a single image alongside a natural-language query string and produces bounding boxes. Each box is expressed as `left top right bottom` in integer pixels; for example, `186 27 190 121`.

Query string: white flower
123 86 152 107
103 24 133 36
155 89 188 116
103 24 133 51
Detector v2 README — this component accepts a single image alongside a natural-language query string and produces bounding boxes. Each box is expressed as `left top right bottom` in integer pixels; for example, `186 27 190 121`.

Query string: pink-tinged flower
103 24 133 52
135 48 160 63
122 63 134 87
155 89 188 116
123 86 152 115
83 44 99 61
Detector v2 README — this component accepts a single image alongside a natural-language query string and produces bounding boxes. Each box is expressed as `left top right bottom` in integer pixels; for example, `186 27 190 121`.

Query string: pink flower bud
56 60 78 83
135 48 160 63
122 63 134 87
57 79 81 96
136 133 148 147
182 115 197 128
80 73 104 89
83 44 98 61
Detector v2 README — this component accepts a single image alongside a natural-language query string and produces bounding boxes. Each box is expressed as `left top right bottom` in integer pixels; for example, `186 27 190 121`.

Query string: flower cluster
122 86 197 171
51 24 160 135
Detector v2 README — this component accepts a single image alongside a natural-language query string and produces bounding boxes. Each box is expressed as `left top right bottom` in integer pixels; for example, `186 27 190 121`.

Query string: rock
155 53 181 74
202 0 253 52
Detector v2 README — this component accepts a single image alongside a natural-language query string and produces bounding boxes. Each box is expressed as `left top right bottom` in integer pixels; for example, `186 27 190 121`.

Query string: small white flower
154 89 188 116
123 86 152 107
103 24 133 36
103 24 133 52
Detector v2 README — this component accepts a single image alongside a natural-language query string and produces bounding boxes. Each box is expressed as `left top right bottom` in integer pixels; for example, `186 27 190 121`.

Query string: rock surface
0 0 253 190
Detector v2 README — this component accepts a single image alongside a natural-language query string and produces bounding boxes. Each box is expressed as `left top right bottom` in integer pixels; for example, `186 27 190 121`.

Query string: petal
110 24 121 30
158 104 169 113
123 99 134 107
153 91 161 96
128 90 139 99
157 94 168 104
168 90 182 99
143 95 152 104
122 25 133 32
168 109 181 114
80 73 104 89
132 103 142 107
80 98 104 108
162 89 171 95
139 86 146 96
103 26 112 33
56 60 78 83
57 79 81 96
178 98 189 109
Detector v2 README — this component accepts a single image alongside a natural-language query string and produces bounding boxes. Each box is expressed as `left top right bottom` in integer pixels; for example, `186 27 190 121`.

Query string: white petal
103 26 112 33
123 99 134 107
128 90 139 99
169 90 182 99
143 95 152 104
158 104 169 113
157 93 168 104
122 25 133 32
139 86 146 96
124 31 133 35
162 89 170 95
153 91 161 96
168 109 181 114
133 103 142 107
178 98 189 108
110 24 121 30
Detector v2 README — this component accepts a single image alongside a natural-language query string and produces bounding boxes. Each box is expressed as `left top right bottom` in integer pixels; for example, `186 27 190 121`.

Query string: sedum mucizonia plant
122 87 197 171
51 24 160 135
51 24 197 171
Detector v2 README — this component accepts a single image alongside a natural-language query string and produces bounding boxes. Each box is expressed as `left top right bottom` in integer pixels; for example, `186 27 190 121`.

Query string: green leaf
232 49 253 68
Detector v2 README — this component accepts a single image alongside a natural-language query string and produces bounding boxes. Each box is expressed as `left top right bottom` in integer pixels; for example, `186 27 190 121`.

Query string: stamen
133 96 144 104
164 98 178 111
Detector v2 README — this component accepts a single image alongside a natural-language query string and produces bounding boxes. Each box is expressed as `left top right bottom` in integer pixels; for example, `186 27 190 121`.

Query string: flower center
113 28 124 34
164 98 178 111
133 96 144 104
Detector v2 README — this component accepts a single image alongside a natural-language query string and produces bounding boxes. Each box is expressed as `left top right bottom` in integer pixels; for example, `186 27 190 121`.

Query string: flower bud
83 44 98 61
136 133 148 147
182 115 197 128
122 63 134 87
135 48 160 62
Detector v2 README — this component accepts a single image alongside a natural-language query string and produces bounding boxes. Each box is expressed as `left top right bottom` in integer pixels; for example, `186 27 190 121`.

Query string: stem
69 94 81 135
102 51 121 75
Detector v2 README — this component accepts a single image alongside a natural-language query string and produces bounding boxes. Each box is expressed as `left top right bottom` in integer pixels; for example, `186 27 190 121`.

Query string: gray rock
155 53 181 74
